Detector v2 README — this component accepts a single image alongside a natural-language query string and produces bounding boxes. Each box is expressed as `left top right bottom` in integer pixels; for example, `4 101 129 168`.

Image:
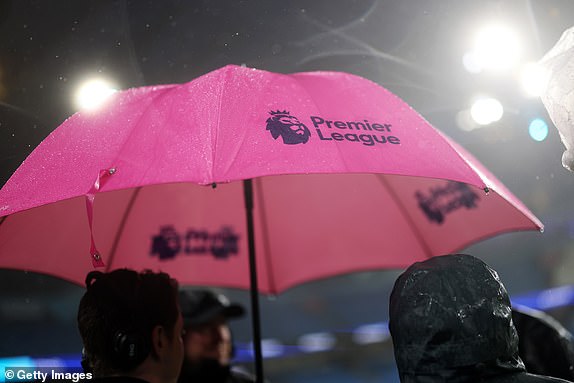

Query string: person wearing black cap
178 289 255 383
389 253 573 383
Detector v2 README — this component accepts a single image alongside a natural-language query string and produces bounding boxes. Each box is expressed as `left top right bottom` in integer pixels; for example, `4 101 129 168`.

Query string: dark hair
77 269 179 376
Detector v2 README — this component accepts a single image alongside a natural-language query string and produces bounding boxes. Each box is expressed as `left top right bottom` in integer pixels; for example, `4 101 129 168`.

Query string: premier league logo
266 110 311 145
416 182 480 224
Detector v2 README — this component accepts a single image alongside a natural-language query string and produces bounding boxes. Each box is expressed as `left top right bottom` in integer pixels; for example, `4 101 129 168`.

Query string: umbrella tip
211 183 217 189
483 186 490 195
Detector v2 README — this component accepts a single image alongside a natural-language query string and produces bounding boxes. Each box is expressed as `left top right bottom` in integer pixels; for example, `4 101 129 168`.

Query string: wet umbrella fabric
0 65 542 381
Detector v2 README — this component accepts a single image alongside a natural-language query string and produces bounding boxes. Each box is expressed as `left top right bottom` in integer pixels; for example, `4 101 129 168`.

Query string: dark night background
1 1 574 382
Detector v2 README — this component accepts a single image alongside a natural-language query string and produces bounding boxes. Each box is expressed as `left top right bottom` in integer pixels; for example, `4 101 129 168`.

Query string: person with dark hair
388 253 573 383
177 289 255 383
77 269 184 383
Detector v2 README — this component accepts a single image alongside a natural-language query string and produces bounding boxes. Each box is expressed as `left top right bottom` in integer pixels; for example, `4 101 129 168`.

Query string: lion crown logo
266 110 311 145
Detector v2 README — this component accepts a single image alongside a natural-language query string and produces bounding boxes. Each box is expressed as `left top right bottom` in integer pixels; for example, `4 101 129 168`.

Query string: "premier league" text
310 116 401 146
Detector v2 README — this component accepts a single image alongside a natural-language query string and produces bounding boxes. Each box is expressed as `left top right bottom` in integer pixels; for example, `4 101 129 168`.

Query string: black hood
513 305 574 380
389 254 525 382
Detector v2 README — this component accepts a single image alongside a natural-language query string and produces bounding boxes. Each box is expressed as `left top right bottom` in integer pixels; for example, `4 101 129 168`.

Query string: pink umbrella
0 65 542 381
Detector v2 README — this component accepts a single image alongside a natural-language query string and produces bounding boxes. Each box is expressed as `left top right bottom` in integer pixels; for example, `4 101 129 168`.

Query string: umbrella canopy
0 64 542 293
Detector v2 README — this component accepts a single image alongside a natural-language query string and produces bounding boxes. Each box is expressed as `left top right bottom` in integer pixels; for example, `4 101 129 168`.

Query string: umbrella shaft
243 179 264 383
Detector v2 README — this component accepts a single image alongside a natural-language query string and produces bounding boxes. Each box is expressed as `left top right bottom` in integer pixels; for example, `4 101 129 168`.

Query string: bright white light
529 118 549 141
298 332 336 353
471 24 521 72
470 97 504 125
520 62 550 97
75 78 118 110
462 51 483 74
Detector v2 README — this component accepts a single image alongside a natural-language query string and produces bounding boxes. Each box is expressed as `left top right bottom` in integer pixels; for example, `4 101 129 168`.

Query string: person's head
389 254 523 381
77 269 184 383
179 289 245 366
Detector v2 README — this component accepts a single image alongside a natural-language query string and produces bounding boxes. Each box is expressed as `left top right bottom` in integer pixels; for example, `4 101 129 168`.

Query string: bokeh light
470 97 504 125
255 339 284 358
352 322 390 345
74 78 118 110
528 118 549 141
298 332 336 353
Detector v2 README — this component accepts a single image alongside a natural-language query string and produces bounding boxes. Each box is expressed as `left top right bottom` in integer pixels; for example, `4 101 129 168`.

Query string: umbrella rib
254 177 276 293
106 187 142 271
375 174 434 258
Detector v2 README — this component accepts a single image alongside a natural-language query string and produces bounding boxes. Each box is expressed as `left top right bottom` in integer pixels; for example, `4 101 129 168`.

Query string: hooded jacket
513 305 574 380
388 254 572 383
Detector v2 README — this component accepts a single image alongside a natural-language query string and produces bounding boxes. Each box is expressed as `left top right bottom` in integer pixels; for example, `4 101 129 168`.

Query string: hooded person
178 289 256 383
388 253 573 383
512 305 574 380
